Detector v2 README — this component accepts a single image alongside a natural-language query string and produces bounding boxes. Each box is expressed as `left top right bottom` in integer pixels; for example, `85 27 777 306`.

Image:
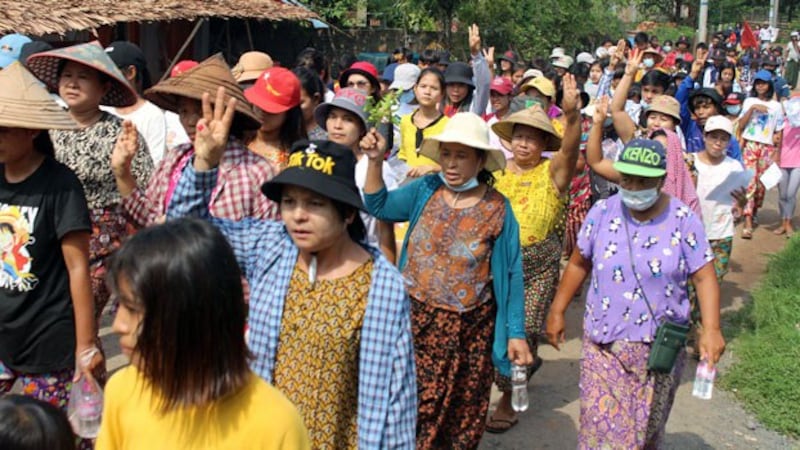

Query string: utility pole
769 0 779 28
698 0 709 46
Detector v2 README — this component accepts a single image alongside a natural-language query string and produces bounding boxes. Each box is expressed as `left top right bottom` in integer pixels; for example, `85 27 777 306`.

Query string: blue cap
754 69 773 82
0 34 32 68
381 62 397 82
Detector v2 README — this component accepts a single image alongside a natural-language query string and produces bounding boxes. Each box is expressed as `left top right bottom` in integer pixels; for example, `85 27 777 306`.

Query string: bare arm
691 262 725 367
550 73 581 193
361 128 387 194
62 231 103 377
545 249 592 350
610 47 642 144
585 96 622 182
378 220 397 264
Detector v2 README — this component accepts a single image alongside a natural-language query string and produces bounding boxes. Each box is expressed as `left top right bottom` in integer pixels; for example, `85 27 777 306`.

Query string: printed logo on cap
621 145 663 167
288 143 336 175
339 89 366 106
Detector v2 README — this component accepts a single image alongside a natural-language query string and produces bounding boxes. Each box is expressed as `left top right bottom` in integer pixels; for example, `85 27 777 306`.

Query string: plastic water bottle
692 360 716 400
67 348 103 438
511 364 529 412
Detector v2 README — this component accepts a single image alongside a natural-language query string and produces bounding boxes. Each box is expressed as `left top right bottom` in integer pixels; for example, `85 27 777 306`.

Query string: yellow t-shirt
96 367 310 450
398 111 449 167
494 159 566 246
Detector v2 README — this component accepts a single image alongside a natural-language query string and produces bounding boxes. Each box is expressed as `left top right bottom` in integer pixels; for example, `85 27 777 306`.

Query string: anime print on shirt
577 195 714 345
0 204 39 292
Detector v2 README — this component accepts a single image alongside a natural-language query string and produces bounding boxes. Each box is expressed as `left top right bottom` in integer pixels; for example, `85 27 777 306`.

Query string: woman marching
546 138 725 449
166 88 417 448
484 74 582 434
361 112 533 448
0 63 100 436
96 219 309 449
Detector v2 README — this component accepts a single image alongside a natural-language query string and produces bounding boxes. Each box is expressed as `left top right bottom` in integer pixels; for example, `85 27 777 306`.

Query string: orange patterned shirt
403 187 506 311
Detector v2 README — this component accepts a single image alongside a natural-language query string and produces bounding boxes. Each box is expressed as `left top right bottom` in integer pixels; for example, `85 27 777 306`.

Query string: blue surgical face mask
662 45 672 53
438 172 480 192
620 187 660 211
726 105 742 116
643 58 655 69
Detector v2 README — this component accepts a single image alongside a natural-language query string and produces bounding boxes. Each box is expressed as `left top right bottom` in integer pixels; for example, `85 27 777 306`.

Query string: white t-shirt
164 111 191 151
485 114 513 159
740 98 785 145
103 101 168 164
695 155 746 239
355 157 398 248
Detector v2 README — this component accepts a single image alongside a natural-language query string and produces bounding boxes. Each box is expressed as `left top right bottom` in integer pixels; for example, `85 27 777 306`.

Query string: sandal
485 416 519 434
741 228 753 240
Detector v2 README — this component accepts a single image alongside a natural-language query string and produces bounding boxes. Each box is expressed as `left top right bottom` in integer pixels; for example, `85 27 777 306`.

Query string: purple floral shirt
578 195 714 344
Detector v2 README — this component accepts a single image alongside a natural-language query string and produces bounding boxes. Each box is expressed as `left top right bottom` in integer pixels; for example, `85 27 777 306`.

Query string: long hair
279 105 308 150
106 218 251 411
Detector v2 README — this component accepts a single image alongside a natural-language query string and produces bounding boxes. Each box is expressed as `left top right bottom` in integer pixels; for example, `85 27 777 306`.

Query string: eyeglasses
705 134 731 144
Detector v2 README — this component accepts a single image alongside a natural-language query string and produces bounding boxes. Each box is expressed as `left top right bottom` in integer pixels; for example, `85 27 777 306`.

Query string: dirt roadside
480 191 800 450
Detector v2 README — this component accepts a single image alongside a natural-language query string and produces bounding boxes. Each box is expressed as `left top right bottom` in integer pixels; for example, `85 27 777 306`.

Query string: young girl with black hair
96 219 309 449
293 66 326 140
399 68 449 178
442 24 491 117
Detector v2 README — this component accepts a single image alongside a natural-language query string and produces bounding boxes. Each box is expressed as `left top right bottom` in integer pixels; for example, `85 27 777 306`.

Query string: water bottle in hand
692 360 716 400
67 348 103 438
511 364 529 412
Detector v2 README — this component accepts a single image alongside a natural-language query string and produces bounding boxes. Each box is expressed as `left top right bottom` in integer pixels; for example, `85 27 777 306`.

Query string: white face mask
620 187 660 211
663 46 672 53
643 58 655 69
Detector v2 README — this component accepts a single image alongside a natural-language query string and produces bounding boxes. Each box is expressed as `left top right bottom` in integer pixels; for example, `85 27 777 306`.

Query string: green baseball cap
613 138 667 178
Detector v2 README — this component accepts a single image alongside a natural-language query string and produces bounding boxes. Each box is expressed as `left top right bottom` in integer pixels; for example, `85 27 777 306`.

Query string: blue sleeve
165 161 272 283
596 68 614 98
364 178 423 223
676 75 695 136
470 52 491 116
495 203 526 339
727 137 743 162
385 295 417 449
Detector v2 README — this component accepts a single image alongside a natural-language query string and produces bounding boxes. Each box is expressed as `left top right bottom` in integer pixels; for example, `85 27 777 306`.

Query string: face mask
640 99 650 110
620 187 660 211
438 172 480 192
663 45 672 53
726 105 741 116
643 58 655 69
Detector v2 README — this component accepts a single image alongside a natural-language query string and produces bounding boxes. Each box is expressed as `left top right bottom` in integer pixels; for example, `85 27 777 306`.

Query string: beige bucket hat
419 112 507 172
231 51 274 83
145 54 259 128
491 105 562 152
0 62 77 129
646 95 681 124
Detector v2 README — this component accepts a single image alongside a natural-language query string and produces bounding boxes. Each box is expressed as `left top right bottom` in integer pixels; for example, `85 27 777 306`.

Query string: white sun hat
419 112 507 172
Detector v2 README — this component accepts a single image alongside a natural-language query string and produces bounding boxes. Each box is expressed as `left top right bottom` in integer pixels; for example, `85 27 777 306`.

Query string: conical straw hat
145 54 259 128
0 62 77 130
26 41 137 107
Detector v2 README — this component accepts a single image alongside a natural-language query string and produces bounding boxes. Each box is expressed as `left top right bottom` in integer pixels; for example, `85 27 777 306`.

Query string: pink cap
170 60 199 78
490 76 514 95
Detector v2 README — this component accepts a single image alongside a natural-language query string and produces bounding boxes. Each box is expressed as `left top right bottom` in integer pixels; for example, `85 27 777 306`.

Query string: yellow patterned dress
272 259 373 449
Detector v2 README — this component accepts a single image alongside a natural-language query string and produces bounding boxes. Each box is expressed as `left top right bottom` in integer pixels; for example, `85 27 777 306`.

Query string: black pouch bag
647 320 690 373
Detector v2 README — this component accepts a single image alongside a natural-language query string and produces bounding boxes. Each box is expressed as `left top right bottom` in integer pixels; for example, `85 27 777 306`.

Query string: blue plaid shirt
168 163 417 449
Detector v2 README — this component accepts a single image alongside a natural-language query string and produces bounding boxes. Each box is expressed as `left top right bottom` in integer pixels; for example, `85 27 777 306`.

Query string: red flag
741 21 758 49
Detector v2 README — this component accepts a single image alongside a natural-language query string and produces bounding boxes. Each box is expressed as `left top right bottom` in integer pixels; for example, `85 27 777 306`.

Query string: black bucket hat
444 62 474 87
689 88 723 113
261 140 365 211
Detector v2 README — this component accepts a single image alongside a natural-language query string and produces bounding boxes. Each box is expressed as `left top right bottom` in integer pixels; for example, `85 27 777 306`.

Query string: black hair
640 70 671 91
571 62 590 81
107 218 252 411
279 105 309 150
33 130 55 158
332 200 367 242
292 66 325 101
478 169 496 187
719 61 737 80
394 47 413 62
751 77 775 99
690 95 723 114
634 32 650 46
295 48 328 80
697 42 709 51
628 83 641 101
420 49 439 65
337 53 358 74
663 40 673 46
0 396 74 450
416 67 445 91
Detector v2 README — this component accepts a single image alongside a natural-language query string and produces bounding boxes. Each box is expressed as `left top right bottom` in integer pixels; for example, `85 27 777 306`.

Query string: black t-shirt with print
0 157 91 373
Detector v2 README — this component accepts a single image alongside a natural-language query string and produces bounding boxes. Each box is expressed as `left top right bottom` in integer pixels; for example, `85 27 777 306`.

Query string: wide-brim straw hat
26 41 137 107
144 54 259 129
642 47 664 64
491 105 562 152
0 62 78 130
419 112 506 172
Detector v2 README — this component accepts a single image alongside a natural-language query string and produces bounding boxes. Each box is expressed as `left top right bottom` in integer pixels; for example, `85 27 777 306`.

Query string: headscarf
651 128 702 218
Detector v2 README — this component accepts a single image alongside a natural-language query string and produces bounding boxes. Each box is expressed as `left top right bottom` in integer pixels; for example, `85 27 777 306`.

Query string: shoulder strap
621 207 659 323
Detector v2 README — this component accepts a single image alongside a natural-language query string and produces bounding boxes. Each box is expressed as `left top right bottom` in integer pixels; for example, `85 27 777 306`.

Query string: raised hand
360 128 387 161
469 24 482 56
610 39 627 67
561 73 581 113
194 86 237 171
483 46 495 67
593 95 610 125
691 48 708 78
625 48 644 76
111 120 139 178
